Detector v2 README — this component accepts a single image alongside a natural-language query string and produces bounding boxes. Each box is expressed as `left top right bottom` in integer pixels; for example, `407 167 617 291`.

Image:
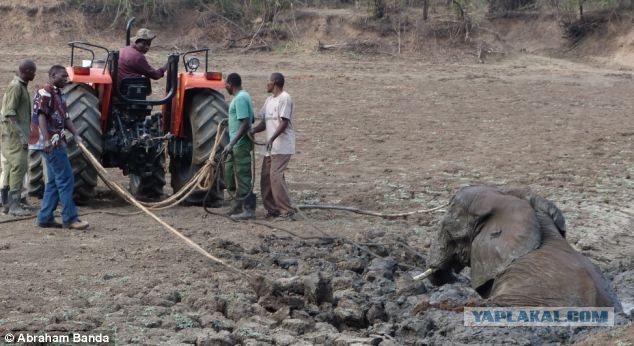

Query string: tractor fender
168 72 225 137
65 67 112 132
66 67 112 85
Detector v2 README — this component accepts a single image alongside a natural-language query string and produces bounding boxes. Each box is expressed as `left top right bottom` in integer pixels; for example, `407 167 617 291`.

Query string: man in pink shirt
118 28 166 80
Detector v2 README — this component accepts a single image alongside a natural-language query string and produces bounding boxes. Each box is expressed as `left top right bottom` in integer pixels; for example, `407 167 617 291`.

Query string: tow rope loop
77 137 251 280
79 123 228 211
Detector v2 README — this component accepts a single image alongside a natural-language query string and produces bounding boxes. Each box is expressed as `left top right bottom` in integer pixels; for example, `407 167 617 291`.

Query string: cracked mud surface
0 48 632 344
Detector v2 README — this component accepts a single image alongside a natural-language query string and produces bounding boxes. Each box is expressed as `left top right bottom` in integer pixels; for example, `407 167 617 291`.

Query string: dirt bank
1 1 634 68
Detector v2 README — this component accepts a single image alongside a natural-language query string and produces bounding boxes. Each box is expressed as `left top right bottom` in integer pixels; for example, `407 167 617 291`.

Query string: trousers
0 132 27 192
261 154 293 215
36 147 80 225
223 141 253 201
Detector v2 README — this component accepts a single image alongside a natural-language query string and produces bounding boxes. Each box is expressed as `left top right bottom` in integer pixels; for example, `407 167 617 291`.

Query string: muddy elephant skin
428 185 622 311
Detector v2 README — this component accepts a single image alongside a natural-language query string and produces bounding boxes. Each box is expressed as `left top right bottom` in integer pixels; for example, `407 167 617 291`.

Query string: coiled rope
81 123 228 211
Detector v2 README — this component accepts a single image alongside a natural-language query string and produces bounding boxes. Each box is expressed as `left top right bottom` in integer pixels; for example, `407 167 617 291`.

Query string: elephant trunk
428 259 456 286
427 223 460 286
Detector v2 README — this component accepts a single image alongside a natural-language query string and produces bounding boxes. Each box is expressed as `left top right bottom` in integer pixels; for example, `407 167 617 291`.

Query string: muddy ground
0 45 633 345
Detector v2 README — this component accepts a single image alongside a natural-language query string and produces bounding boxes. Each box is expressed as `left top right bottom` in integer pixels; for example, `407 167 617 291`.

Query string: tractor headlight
187 57 200 72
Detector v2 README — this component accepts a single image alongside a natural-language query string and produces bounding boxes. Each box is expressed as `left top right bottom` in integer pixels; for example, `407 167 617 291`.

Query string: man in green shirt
221 72 256 220
1 59 36 216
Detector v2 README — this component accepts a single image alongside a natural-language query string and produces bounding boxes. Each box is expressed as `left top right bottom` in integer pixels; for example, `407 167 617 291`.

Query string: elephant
426 185 622 311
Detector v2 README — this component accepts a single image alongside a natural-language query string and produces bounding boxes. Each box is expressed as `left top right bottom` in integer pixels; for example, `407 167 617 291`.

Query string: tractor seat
120 77 152 99
119 77 152 112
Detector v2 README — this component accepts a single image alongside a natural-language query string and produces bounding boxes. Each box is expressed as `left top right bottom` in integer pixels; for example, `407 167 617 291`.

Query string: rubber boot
230 193 256 221
202 182 224 208
230 206 255 221
226 198 242 216
20 195 34 211
8 191 31 217
1 187 8 214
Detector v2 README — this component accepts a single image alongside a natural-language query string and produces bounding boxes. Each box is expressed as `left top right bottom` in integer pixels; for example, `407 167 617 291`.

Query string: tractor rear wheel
28 83 103 203
63 83 103 201
27 150 45 197
28 84 102 202
170 89 229 206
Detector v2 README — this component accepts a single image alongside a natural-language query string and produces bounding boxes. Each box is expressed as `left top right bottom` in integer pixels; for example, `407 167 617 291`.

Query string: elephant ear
470 193 541 293
528 195 566 238
498 186 566 238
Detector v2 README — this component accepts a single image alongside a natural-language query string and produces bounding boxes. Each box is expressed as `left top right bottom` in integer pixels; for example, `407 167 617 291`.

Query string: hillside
1 0 633 67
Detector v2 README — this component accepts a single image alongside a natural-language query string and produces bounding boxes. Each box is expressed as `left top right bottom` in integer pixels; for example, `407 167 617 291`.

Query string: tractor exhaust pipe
126 17 137 46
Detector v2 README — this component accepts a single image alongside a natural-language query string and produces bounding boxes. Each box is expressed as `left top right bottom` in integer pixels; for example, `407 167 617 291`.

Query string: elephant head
428 185 566 297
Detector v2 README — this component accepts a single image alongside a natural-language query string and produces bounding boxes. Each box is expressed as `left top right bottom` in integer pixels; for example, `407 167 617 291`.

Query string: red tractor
28 18 229 204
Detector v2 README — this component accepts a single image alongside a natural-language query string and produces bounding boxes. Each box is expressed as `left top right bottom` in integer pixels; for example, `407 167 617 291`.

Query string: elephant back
490 239 622 311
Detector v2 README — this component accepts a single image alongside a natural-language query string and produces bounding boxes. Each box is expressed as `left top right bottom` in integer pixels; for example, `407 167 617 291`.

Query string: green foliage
171 313 194 330
371 0 426 18
78 0 294 27
77 0 633 31
488 0 536 13
212 0 246 20
202 0 293 22
75 0 186 27
539 0 626 13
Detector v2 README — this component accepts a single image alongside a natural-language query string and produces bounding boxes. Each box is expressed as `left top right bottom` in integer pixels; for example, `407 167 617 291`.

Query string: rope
79 124 227 211
76 136 253 281
2 121 438 288
0 215 35 224
294 208 423 270
0 209 146 225
204 206 431 272
77 120 440 283
295 203 446 218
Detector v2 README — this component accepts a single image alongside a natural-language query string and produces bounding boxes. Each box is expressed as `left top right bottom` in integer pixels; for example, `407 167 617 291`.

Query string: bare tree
578 0 584 20
374 0 387 18
423 0 429 20
453 0 465 19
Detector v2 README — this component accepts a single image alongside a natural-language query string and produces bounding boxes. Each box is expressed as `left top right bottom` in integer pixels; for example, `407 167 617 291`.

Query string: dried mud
0 46 633 345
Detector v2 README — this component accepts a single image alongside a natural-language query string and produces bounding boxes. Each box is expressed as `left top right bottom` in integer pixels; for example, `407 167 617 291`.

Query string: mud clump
161 232 632 344
303 272 333 305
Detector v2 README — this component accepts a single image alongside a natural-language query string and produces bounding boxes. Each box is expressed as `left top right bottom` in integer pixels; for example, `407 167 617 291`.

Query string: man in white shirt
253 73 296 218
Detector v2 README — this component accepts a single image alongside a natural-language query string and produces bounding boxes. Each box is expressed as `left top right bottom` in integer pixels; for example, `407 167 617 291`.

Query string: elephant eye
474 214 492 233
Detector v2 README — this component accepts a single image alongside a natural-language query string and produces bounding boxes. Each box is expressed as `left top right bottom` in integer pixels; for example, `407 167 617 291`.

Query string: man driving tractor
118 28 167 80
